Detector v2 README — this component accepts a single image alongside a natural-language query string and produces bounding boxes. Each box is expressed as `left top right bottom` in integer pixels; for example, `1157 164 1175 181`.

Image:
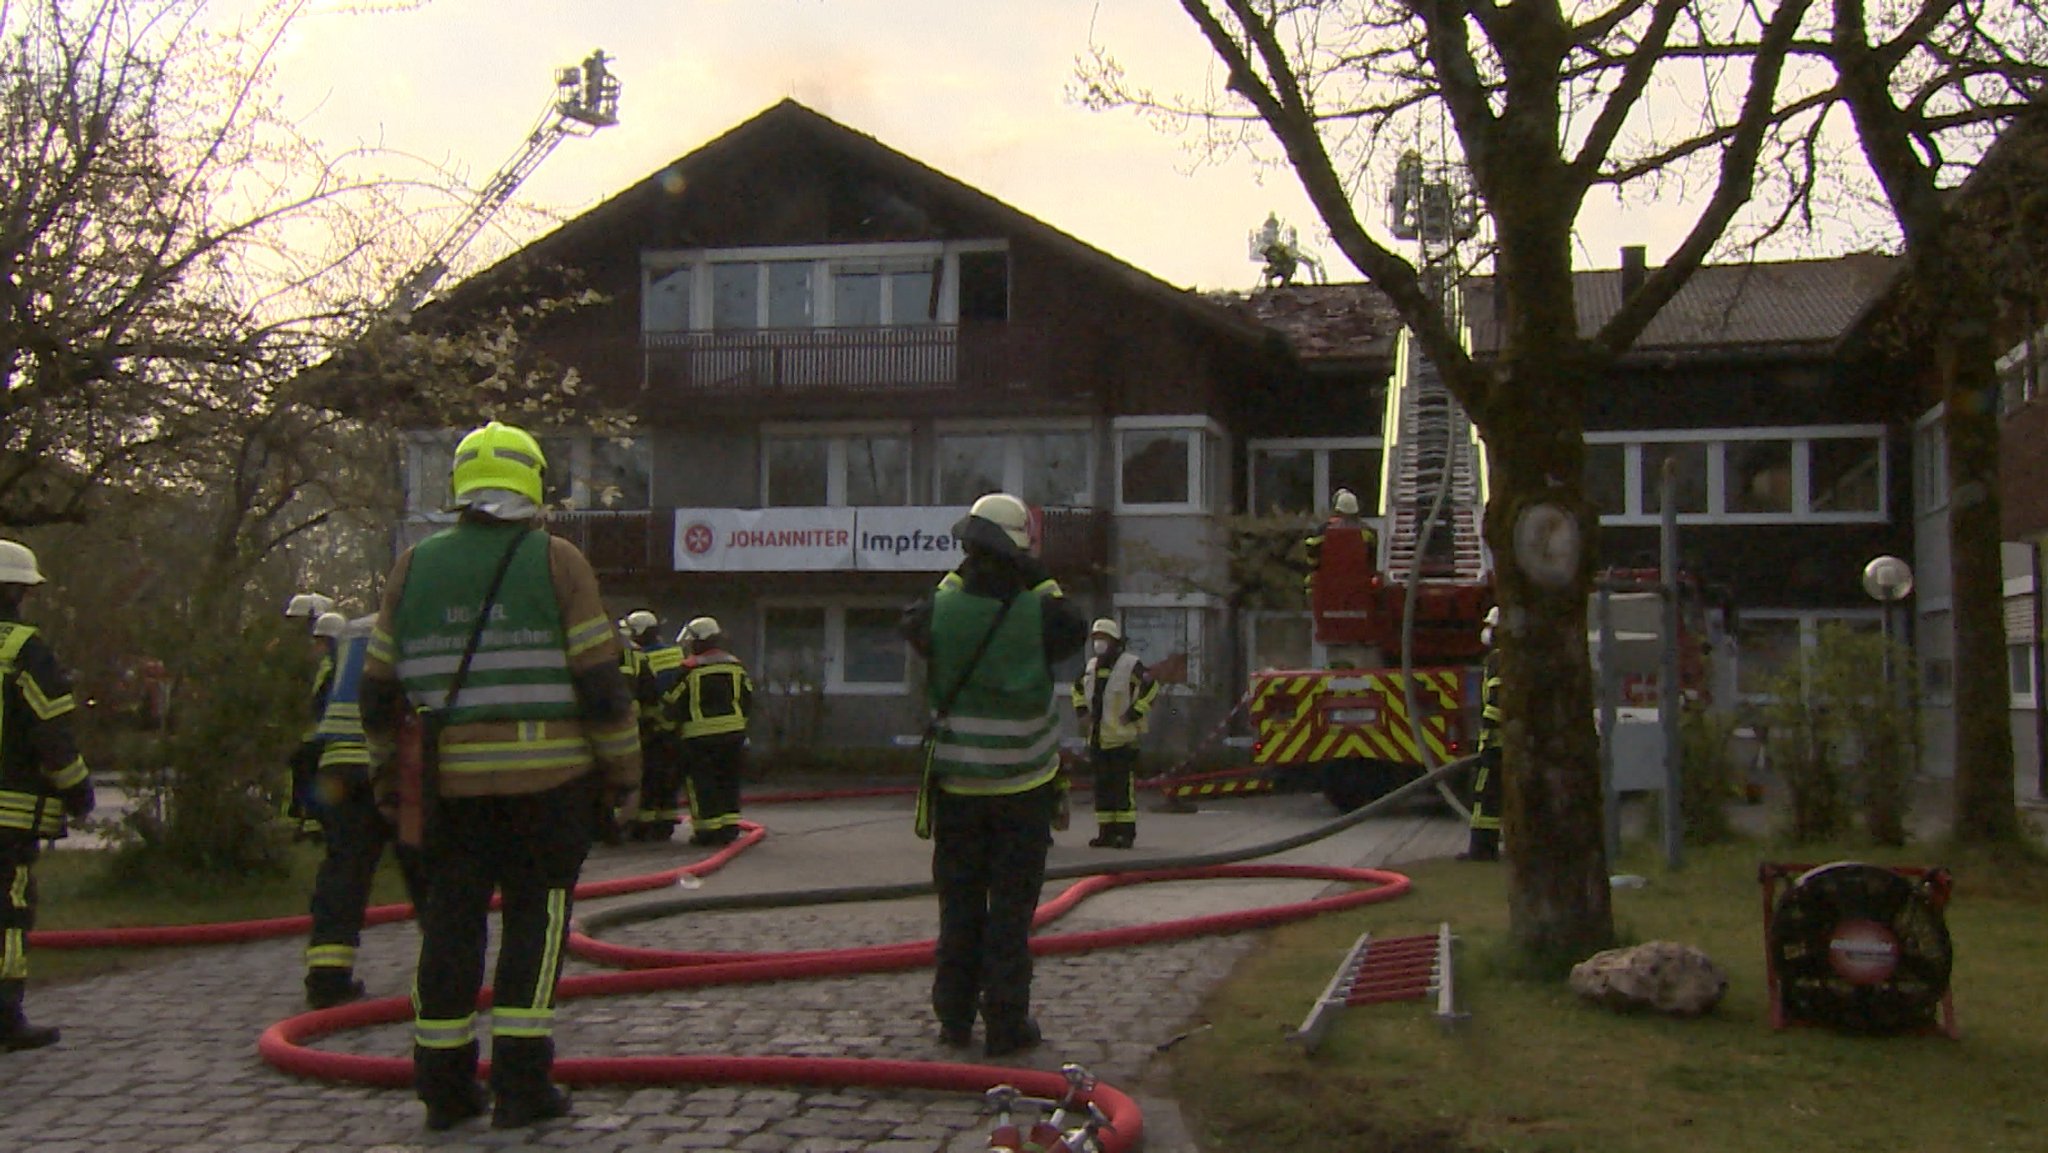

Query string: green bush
1761 623 1918 846
1678 705 1741 844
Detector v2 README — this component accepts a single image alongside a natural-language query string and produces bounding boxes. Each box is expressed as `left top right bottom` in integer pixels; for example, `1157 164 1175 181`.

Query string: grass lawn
1171 833 2048 1153
26 842 416 985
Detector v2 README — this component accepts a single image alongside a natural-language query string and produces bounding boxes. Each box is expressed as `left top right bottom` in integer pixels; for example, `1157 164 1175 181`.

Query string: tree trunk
1484 348 1616 962
1936 273 2022 843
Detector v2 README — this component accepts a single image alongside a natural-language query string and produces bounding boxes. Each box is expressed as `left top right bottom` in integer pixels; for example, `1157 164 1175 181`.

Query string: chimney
1620 245 1648 299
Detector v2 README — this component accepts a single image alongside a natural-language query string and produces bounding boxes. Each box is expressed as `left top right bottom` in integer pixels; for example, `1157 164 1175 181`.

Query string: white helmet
683 616 721 642
285 593 335 619
966 492 1032 550
312 612 348 639
625 609 659 634
1483 605 1501 627
0 541 45 586
1333 488 1360 516
1090 618 1121 641
1482 604 1500 647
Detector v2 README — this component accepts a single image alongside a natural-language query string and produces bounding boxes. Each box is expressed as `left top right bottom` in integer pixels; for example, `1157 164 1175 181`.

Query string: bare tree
1822 0 2047 843
1083 0 1845 959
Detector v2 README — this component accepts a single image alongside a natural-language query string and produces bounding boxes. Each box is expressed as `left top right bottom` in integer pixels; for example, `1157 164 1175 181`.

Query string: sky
248 0 1797 294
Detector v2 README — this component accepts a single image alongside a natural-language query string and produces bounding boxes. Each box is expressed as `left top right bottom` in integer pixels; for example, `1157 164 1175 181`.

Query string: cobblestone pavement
0 792 1464 1152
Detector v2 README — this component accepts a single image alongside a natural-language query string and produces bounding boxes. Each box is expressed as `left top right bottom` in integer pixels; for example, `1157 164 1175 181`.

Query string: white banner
853 506 966 572
672 508 856 571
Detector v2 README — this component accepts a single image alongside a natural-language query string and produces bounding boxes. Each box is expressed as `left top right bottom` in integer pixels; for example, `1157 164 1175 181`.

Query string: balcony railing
642 323 1050 396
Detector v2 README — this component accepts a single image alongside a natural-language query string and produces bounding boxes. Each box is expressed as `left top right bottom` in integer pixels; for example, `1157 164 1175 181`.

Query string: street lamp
1862 555 1915 690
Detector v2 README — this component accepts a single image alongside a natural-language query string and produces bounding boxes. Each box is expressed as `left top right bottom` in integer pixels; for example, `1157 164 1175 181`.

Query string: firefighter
0 539 94 1051
624 610 687 841
302 615 430 1009
1070 618 1158 849
901 492 1087 1057
664 617 751 847
359 420 641 1131
1461 606 1504 862
284 596 341 841
1302 488 1378 590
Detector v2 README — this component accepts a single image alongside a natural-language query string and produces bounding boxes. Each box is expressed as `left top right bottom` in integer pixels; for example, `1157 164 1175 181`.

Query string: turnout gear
1072 628 1158 850
0 542 92 1051
663 641 751 845
902 499 1086 1057
359 422 638 1129
628 630 686 840
1462 646 1504 862
303 617 429 1009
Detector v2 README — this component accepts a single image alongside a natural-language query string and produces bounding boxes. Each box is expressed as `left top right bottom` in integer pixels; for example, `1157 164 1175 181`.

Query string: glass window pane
846 435 909 507
2009 644 2034 697
536 436 574 507
1728 440 1793 513
1328 448 1381 515
1121 430 1192 506
1584 442 1627 516
711 263 758 330
1018 431 1090 507
766 263 813 327
590 437 651 510
833 271 882 326
644 267 692 332
1736 617 1803 698
938 434 1007 505
1639 442 1709 514
1252 449 1315 516
1123 607 1194 687
888 268 936 325
763 607 827 689
1252 614 1312 671
1811 436 1881 513
843 608 908 684
765 438 828 507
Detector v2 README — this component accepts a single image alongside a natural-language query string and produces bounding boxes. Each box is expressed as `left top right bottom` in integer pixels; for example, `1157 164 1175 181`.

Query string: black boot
984 1016 1043 1059
0 980 58 1051
1088 830 1115 848
304 969 368 1010
491 1035 573 1129
415 1040 485 1130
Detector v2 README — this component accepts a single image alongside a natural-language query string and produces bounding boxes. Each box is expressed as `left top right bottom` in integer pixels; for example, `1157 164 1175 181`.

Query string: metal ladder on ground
1288 922 1463 1053
1381 328 1489 584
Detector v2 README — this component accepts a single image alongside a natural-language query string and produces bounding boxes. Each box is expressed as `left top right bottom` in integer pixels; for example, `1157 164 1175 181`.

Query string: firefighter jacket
1071 648 1158 752
637 641 685 734
301 645 336 743
311 621 375 786
1477 649 1503 753
1302 515 1379 583
0 621 93 840
666 649 751 740
917 569 1072 796
362 518 640 798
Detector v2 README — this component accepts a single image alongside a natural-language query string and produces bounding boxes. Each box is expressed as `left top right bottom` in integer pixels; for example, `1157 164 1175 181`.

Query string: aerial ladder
382 49 622 321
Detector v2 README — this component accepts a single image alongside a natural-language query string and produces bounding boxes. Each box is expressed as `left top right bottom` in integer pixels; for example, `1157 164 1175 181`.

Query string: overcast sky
253 0 1821 293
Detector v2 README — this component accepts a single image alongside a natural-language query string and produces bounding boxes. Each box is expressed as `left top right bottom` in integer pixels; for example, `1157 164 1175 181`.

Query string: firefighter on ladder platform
1460 607 1503 862
1071 618 1158 849
1302 489 1383 656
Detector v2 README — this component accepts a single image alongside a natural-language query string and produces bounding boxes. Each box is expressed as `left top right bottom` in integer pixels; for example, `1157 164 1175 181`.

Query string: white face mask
1092 639 1111 656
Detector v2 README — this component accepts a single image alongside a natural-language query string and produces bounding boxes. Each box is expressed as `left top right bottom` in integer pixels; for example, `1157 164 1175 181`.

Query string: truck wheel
1321 759 1385 813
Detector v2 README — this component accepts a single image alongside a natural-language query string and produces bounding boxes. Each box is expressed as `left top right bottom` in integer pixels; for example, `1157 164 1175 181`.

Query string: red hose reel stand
1759 861 1957 1039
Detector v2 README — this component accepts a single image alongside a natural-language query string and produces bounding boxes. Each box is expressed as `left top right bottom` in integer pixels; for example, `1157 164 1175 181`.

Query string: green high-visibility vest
391 523 575 726
926 586 1059 794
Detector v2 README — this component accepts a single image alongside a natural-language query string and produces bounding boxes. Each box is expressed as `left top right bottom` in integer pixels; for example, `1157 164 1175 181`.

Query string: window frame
1112 593 1215 692
1584 425 1889 525
760 422 914 508
756 598 913 696
1113 415 1224 515
931 419 1096 508
1246 436 1387 518
640 241 1010 334
403 429 652 515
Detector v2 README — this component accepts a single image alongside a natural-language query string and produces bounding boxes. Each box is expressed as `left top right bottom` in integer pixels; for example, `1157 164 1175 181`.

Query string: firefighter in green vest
1071 617 1159 849
902 492 1086 1058
0 539 94 1051
664 616 751 847
625 610 687 841
1461 606 1504 862
360 421 641 1131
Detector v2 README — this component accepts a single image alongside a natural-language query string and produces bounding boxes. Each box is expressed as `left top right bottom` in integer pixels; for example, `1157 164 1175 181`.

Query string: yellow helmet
966 492 1032 550
451 421 547 506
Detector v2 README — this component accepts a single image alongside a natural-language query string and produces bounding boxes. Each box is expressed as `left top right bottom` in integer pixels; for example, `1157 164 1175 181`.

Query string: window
1121 430 1193 506
642 243 1000 334
589 437 652 510
536 436 576 507
644 267 691 333
407 430 650 515
1998 324 2044 417
1914 416 1948 514
1587 428 1887 524
2009 643 2036 708
936 426 1093 507
1248 439 1383 517
764 429 911 507
1120 605 1203 689
760 603 909 694
1249 613 1313 672
1736 611 1888 701
405 431 462 514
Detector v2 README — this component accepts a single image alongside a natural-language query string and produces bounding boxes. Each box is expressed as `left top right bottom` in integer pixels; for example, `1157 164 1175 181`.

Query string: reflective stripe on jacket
1072 650 1155 751
669 651 751 740
926 584 1058 794
0 623 88 837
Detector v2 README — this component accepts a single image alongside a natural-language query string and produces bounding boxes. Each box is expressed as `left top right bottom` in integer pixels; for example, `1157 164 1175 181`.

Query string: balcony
640 323 1077 404
1037 505 1110 580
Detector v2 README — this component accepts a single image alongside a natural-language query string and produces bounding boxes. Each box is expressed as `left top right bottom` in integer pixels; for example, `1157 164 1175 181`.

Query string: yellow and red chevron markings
1249 668 1473 769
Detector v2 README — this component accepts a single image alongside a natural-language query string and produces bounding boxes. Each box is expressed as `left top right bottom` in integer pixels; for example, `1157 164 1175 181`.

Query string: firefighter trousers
1467 747 1502 858
0 837 40 982
929 779 1057 1038
633 731 684 831
1088 744 1139 839
684 733 746 844
306 779 429 980
411 776 598 1110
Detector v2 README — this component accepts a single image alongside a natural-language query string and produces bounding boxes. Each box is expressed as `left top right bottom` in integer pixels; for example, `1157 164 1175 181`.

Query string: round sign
1826 919 1902 986
682 522 716 555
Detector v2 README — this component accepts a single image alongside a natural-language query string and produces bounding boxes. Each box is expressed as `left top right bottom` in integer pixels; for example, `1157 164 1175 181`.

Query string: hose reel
1761 861 1956 1037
